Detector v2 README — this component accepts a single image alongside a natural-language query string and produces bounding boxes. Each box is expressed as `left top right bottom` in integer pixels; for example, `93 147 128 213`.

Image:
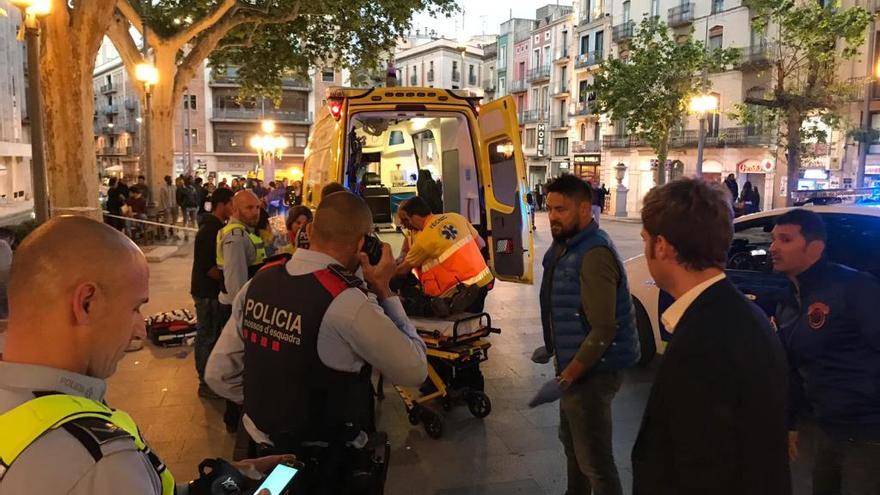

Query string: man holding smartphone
207 191 428 493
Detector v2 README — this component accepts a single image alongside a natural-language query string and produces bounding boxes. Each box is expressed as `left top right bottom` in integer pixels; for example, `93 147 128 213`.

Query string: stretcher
388 312 500 438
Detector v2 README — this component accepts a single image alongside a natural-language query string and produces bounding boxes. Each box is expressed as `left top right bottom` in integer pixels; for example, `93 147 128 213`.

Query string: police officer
217 190 267 312
0 217 289 494
206 192 427 493
770 209 880 493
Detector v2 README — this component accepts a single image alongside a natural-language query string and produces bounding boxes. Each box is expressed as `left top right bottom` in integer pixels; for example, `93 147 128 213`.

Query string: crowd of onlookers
102 174 303 243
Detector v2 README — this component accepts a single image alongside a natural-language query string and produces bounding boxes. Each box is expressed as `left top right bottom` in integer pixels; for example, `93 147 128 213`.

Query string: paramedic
206 192 427 491
0 216 289 495
395 196 494 314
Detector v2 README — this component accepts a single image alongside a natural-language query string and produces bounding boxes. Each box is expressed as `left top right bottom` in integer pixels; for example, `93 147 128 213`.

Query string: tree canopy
592 16 739 185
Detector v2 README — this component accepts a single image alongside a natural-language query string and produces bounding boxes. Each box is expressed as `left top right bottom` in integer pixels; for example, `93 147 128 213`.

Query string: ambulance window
389 131 405 146
488 139 518 207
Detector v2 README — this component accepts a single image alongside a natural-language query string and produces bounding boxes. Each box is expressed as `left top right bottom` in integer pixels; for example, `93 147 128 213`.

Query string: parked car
625 205 880 365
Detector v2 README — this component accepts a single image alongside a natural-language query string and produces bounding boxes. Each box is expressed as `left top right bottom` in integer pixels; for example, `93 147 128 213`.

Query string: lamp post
135 62 158 191
689 93 718 178
250 120 286 183
12 0 50 223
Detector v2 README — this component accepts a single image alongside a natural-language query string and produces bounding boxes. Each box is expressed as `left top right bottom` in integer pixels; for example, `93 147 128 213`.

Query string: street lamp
11 0 50 223
135 62 158 191
689 93 718 178
250 120 286 183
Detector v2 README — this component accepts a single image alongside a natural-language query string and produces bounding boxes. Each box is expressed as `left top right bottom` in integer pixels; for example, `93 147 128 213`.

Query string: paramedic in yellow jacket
396 196 493 313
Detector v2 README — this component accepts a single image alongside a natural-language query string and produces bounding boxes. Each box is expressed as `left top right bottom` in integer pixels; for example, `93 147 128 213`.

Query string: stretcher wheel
408 409 420 426
466 392 492 419
441 398 453 412
423 414 443 439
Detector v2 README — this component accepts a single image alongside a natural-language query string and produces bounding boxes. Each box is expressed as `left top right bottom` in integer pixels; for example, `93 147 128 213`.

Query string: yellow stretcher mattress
410 314 485 338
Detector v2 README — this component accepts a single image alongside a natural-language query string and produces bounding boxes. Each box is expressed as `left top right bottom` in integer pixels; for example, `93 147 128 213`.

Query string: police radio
362 235 383 265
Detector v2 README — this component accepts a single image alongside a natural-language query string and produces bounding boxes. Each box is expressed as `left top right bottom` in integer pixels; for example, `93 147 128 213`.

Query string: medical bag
146 308 197 347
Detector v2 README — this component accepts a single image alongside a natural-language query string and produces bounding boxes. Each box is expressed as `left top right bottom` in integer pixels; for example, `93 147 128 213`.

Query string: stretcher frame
389 312 500 438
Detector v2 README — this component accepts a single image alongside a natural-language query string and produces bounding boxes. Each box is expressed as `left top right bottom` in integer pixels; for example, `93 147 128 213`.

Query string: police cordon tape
101 211 200 233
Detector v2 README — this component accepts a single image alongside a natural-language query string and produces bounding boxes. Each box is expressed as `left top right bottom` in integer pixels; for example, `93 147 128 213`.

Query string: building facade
395 38 492 96
0 0 31 203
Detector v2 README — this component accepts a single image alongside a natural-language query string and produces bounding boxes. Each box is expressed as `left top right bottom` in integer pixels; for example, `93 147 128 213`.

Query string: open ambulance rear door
476 96 534 284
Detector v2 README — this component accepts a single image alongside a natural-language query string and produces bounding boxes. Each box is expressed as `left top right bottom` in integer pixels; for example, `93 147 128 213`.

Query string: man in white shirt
630 178 790 495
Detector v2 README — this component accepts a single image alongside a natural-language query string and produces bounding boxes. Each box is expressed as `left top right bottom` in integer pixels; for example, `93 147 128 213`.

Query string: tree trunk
785 111 801 207
655 137 669 186
146 50 179 195
41 8 111 219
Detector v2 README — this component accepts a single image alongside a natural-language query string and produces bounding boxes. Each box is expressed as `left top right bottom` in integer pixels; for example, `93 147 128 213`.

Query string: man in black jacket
190 187 234 398
771 209 880 494
631 178 790 495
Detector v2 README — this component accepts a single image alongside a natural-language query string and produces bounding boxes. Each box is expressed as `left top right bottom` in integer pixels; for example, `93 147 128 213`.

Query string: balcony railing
521 109 549 124
712 0 724 14
212 107 313 123
552 84 570 97
668 3 695 28
100 104 119 115
101 125 119 135
509 79 528 93
575 51 604 69
100 83 116 94
572 140 602 153
739 43 775 69
482 79 496 92
410 75 417 85
575 100 596 116
124 99 138 111
281 77 311 90
551 114 570 129
468 75 477 86
527 65 551 82
554 49 570 63
427 70 434 82
212 67 310 89
612 21 635 43
603 127 773 149
452 70 460 82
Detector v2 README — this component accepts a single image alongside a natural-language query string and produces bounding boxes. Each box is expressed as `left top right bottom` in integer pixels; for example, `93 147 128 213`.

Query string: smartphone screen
255 463 299 495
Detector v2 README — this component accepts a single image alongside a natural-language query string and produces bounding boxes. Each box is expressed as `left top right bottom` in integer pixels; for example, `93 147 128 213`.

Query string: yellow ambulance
302 87 533 284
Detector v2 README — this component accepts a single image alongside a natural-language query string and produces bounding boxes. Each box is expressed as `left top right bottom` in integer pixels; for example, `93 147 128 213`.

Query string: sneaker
198 383 222 400
125 337 144 352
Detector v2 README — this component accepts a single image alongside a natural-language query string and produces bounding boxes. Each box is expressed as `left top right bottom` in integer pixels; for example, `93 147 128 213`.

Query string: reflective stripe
216 223 267 267
0 395 175 494
419 240 492 297
420 235 475 272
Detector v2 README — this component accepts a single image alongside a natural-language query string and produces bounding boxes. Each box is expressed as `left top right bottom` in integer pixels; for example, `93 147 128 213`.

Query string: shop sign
865 165 880 175
737 159 775 174
801 155 830 169
573 154 601 165
865 155 880 167
537 124 546 157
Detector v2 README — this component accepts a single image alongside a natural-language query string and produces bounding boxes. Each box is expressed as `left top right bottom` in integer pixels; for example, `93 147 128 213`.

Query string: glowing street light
135 62 159 88
689 93 719 177
251 120 286 182
11 0 51 224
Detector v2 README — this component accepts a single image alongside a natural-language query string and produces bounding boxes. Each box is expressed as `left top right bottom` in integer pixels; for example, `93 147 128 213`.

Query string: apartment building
395 37 493 96
496 18 535 99
0 0 31 202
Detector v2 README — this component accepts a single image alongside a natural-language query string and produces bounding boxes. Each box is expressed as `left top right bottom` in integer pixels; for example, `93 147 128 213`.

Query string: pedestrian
124 188 148 239
739 181 760 215
158 175 178 240
597 183 609 213
535 181 545 211
266 181 285 216
206 192 427 491
0 216 292 494
631 178 789 495
770 209 880 494
526 190 536 230
178 177 200 241
529 174 640 495
279 205 312 254
589 181 603 227
105 177 126 231
132 174 151 204
194 177 208 217
231 177 242 192
724 173 738 205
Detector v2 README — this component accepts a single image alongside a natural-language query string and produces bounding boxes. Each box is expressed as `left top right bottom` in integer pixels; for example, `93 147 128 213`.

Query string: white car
625 204 880 365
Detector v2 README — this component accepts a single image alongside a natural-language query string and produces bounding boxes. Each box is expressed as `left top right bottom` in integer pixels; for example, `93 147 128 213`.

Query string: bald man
206 192 426 492
217 190 266 308
0 217 288 495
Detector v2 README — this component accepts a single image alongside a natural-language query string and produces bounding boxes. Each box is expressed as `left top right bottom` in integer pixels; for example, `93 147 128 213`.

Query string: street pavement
109 212 816 493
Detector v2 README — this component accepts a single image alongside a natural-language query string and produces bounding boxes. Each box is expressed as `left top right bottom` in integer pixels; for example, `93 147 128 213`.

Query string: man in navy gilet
530 174 639 495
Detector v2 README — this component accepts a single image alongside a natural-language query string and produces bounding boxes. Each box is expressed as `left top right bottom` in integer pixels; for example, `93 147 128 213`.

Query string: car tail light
495 239 514 254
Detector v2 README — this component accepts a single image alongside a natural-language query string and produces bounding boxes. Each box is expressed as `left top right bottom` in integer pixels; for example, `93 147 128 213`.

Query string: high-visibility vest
216 222 267 268
0 394 174 494
413 214 493 297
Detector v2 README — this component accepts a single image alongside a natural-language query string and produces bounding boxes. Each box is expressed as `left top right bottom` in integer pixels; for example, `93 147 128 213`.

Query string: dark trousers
813 429 880 495
216 303 240 429
193 297 224 384
559 370 624 495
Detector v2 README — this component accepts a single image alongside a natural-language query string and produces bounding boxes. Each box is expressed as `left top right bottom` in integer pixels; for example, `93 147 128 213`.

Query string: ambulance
301 87 534 284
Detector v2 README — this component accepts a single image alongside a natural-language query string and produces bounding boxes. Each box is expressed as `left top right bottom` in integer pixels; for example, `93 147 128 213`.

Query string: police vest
241 262 373 447
413 214 493 298
0 394 174 494
216 222 267 278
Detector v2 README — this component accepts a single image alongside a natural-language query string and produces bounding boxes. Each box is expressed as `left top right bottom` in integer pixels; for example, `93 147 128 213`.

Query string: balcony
739 44 774 70
712 0 724 14
551 84 570 98
100 147 126 156
527 65 551 82
281 77 311 90
212 107 313 123
509 79 528 93
612 21 635 43
427 70 434 83
575 51 604 70
574 100 596 116
668 3 695 28
468 75 477 86
409 75 417 85
100 104 119 115
572 140 602 153
101 125 119 135
452 70 461 82
482 79 496 92
602 127 773 149
211 67 310 90
521 109 549 124
124 98 138 111
551 114 570 130
100 83 116 94
554 49 570 64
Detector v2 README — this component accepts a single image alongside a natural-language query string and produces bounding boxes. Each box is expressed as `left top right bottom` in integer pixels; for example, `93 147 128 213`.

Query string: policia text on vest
243 298 303 346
